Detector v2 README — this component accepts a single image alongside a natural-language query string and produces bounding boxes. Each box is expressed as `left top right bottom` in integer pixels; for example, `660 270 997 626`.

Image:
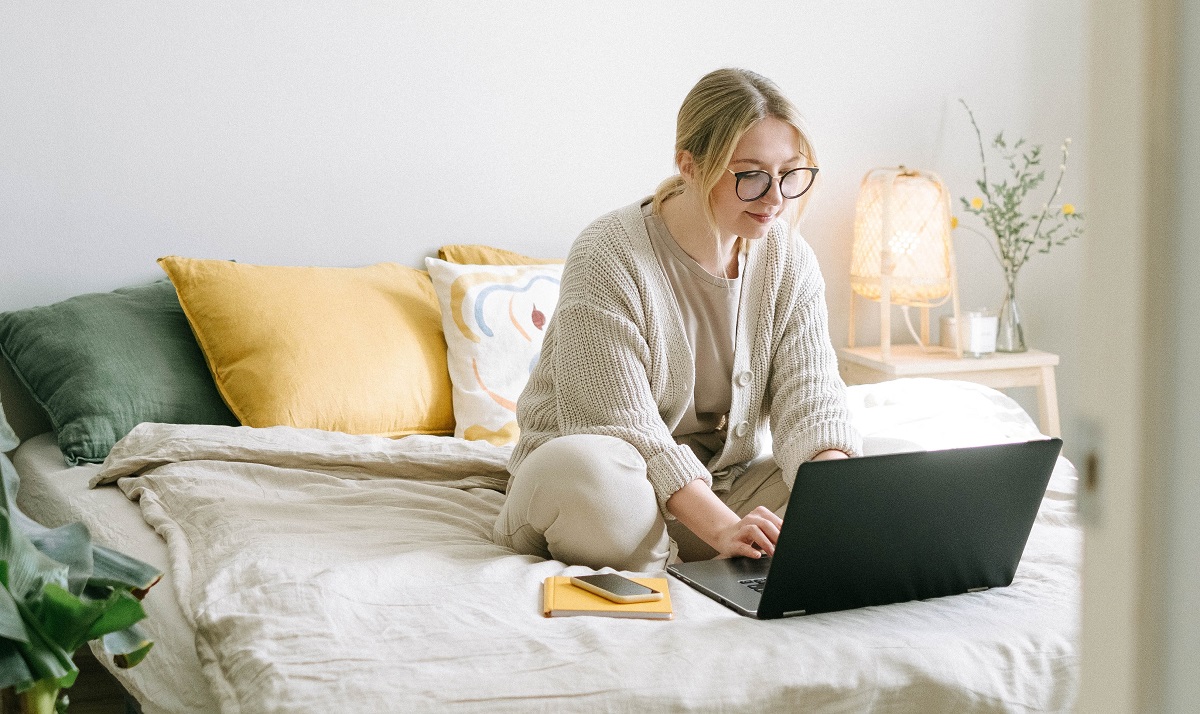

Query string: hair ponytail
651 176 686 214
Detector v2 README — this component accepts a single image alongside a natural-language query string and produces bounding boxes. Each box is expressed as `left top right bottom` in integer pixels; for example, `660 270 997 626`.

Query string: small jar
941 310 998 357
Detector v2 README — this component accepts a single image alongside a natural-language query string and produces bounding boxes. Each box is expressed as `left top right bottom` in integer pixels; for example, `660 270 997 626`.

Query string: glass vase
996 278 1027 352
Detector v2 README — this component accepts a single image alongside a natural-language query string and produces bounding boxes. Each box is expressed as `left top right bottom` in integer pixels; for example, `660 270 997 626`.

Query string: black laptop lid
756 438 1062 619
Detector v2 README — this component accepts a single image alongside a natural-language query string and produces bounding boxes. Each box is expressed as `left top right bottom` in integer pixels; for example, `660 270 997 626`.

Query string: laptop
667 438 1063 619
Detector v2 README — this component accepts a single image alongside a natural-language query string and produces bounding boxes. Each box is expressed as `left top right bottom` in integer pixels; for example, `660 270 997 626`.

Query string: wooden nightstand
837 344 1061 437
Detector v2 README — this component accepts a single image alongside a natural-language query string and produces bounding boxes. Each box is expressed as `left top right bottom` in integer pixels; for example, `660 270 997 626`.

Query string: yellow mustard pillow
438 244 564 266
158 256 454 436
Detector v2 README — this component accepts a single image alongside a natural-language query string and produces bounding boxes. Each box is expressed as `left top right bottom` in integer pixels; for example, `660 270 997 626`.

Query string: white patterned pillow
425 258 563 445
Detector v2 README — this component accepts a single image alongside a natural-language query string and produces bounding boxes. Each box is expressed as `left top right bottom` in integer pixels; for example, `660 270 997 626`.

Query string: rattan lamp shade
848 167 961 360
850 168 953 304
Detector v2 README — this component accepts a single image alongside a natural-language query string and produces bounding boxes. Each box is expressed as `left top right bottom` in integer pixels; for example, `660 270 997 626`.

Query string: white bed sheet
14 379 1081 713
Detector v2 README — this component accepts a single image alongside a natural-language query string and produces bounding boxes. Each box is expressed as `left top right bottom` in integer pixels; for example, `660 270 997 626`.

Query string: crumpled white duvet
93 379 1079 713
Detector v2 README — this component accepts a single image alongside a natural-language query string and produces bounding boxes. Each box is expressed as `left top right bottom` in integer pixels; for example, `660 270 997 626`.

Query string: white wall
0 1 1087 453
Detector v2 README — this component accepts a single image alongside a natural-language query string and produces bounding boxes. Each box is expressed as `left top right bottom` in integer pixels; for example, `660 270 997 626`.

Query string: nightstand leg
1037 366 1062 437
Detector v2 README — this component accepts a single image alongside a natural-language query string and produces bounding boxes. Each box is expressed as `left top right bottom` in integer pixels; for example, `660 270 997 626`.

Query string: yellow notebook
542 576 673 620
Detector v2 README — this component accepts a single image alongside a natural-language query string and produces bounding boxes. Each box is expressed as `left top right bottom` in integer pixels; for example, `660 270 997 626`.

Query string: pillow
158 256 454 437
438 244 564 266
0 280 239 465
425 258 563 445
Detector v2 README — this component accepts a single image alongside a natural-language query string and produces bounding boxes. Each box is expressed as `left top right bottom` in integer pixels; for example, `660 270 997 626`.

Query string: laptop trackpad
669 556 772 615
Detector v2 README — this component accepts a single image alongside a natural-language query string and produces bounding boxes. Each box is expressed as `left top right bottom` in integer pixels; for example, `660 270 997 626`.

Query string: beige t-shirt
642 203 742 465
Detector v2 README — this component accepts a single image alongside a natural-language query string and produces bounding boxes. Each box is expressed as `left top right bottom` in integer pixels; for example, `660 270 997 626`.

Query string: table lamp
848 166 962 361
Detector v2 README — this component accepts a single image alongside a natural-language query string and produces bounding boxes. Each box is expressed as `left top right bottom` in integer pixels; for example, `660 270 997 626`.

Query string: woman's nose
760 180 784 206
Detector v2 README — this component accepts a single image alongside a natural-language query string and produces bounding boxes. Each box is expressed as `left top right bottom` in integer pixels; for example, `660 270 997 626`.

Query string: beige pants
493 434 790 572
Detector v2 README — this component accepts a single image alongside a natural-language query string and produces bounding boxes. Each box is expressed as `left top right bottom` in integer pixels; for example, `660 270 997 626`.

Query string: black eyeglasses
725 167 819 202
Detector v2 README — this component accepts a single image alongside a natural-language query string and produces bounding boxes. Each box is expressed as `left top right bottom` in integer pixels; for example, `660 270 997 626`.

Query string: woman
494 68 862 572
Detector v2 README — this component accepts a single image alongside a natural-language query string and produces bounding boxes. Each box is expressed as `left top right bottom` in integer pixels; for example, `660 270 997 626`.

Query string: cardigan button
736 370 753 387
733 421 749 438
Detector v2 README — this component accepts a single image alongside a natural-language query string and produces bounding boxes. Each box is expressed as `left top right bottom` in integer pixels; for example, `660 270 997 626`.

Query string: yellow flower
970 197 983 210
950 215 959 229
1062 203 1076 215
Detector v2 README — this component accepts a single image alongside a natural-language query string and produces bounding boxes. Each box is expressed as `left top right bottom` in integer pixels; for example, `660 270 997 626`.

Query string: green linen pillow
0 280 239 465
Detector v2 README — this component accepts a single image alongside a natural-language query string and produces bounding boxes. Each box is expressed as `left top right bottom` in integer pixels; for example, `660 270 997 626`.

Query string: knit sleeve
546 299 711 516
532 220 711 517
766 238 863 486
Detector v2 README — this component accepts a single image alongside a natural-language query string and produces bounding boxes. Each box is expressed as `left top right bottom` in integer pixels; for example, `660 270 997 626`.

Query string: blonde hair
652 68 818 232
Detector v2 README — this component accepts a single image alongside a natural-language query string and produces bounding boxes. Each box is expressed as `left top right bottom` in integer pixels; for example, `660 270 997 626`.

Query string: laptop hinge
782 609 807 617
967 586 990 593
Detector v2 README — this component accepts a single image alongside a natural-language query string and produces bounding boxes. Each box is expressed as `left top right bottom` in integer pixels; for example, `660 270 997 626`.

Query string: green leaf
25 585 149 656
0 636 35 690
1 503 69 603
89 544 161 594
26 523 94 596
83 591 146 642
28 584 108 654
103 623 153 668
0 567 31 643
0 451 158 685
15 506 162 595
13 600 77 689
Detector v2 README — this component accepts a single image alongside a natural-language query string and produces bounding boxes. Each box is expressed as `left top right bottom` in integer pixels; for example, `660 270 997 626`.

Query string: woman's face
709 116 804 241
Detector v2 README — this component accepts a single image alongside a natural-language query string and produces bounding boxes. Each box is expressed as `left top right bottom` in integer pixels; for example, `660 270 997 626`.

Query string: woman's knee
518 434 649 502
503 434 668 570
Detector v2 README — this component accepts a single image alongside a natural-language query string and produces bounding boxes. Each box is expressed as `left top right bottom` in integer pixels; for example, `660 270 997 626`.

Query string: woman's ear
676 150 696 183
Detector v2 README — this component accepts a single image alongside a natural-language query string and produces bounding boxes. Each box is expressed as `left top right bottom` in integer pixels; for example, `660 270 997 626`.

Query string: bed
0 249 1081 713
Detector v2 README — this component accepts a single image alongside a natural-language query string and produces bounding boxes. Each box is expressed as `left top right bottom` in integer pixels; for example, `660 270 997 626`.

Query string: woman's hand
710 506 784 559
666 480 784 560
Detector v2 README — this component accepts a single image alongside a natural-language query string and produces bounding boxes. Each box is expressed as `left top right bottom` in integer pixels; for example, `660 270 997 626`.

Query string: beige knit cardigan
508 199 862 517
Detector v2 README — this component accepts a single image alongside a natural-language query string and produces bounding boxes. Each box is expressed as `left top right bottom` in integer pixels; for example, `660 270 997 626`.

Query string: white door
1078 1 1200 711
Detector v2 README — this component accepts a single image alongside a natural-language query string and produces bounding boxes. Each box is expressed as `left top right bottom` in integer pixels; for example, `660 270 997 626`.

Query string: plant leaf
0 573 31 644
28 584 109 654
13 599 78 689
4 455 160 598
89 544 161 595
0 450 158 690
26 523 94 596
3 454 73 603
83 591 146 642
0 636 35 691
103 623 153 668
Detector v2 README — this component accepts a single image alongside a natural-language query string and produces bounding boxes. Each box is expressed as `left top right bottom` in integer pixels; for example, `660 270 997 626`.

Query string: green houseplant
956 99 1084 352
1 405 161 714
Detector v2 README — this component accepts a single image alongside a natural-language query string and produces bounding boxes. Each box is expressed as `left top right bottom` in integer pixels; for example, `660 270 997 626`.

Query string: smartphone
570 573 663 604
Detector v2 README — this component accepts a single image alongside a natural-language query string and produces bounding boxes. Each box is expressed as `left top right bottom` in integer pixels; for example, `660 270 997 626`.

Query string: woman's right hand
710 506 783 559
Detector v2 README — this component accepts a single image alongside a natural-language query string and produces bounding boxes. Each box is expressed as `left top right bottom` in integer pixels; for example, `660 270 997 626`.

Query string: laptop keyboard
739 577 767 593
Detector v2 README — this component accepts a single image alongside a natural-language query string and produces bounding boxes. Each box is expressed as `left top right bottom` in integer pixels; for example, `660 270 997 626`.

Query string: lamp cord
900 305 933 352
